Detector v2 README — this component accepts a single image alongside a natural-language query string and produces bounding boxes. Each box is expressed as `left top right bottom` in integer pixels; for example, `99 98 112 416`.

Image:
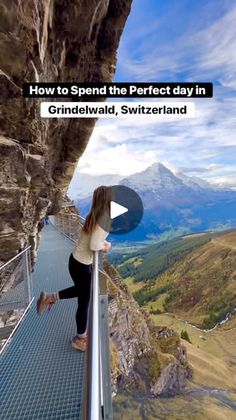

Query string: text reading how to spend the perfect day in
23 82 213 98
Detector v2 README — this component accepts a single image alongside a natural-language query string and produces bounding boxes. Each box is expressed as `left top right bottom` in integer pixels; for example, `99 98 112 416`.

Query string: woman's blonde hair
83 186 112 234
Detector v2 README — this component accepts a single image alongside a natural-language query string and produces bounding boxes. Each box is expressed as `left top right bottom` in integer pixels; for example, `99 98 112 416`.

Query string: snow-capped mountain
121 163 185 193
71 162 236 242
175 172 213 190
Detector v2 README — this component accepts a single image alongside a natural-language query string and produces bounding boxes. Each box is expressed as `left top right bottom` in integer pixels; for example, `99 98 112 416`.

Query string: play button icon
98 185 143 235
110 201 128 219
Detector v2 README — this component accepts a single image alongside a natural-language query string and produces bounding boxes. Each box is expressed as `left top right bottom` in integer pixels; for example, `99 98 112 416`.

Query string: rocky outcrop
0 0 132 262
105 261 152 384
151 362 192 397
103 261 193 396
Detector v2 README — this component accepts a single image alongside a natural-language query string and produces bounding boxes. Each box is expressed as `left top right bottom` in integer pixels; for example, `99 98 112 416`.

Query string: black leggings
58 254 92 334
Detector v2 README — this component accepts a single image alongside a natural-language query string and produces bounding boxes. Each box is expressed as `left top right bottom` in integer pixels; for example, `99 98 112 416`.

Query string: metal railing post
84 250 102 420
25 248 32 303
68 215 71 238
99 294 113 419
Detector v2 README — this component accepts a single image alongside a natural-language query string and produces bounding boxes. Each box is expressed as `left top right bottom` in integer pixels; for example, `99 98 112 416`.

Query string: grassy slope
114 305 236 419
114 231 236 419
113 393 236 420
124 231 236 385
109 232 218 282
124 230 236 329
125 277 145 294
158 231 236 328
150 312 236 389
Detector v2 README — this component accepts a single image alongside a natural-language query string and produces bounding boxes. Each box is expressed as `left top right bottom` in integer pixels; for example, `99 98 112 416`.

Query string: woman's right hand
102 241 111 253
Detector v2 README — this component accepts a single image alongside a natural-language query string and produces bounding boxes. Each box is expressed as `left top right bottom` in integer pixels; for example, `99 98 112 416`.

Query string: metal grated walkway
0 225 85 419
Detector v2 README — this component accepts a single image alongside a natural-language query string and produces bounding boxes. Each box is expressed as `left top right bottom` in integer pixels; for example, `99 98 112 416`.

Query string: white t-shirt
72 224 109 265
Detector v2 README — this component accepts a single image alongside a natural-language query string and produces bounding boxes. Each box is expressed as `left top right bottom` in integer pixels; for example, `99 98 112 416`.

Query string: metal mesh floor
0 225 85 419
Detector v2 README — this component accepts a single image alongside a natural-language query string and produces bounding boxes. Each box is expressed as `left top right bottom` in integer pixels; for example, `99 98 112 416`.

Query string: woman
36 186 112 352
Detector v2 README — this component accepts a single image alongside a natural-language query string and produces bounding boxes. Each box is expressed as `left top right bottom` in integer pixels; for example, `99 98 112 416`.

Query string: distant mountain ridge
176 171 214 190
70 162 236 241
121 162 232 195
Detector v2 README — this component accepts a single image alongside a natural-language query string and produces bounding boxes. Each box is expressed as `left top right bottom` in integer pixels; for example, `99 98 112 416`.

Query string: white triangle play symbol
110 201 128 220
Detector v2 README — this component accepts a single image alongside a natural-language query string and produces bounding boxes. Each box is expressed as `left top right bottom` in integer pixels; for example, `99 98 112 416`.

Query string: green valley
109 231 227 284
110 230 236 330
111 230 236 419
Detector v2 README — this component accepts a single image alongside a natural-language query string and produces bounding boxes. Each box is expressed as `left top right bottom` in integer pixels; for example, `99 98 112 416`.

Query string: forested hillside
110 230 236 329
109 231 229 283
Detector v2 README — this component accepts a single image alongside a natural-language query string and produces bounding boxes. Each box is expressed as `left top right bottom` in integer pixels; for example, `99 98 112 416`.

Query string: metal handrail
0 245 34 356
80 214 103 419
85 250 101 420
0 245 32 299
0 246 31 271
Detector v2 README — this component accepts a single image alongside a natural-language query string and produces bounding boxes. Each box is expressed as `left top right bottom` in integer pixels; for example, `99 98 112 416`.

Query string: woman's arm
89 224 110 251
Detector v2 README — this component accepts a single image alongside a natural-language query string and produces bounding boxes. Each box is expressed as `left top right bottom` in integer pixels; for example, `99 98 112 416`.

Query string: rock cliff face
0 0 132 262
103 261 192 396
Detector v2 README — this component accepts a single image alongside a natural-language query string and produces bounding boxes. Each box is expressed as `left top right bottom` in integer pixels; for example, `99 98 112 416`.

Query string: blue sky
75 0 236 188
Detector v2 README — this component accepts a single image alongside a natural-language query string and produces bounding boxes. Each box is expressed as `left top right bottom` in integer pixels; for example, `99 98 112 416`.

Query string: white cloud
118 5 236 88
210 176 236 189
72 3 236 189
78 141 161 176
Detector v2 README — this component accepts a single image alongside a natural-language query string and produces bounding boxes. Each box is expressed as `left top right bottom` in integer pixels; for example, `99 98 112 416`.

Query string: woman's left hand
102 241 111 253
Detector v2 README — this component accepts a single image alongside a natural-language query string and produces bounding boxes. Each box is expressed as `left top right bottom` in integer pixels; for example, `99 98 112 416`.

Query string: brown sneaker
37 292 56 315
71 336 87 352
